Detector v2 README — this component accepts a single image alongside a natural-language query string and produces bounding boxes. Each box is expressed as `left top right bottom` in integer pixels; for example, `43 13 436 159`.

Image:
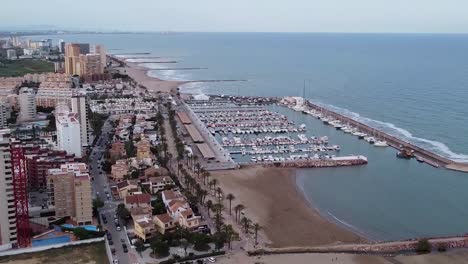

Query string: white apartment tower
0 99 11 128
56 110 82 158
0 129 17 249
18 87 36 122
71 96 94 149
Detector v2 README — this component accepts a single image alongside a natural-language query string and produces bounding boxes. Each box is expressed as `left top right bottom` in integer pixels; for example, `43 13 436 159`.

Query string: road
90 117 136 264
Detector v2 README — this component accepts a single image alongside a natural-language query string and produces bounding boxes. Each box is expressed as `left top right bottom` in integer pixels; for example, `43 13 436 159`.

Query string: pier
259 155 368 168
302 100 468 172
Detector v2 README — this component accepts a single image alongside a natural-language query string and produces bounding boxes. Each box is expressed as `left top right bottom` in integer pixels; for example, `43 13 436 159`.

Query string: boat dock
185 99 368 169
298 99 468 172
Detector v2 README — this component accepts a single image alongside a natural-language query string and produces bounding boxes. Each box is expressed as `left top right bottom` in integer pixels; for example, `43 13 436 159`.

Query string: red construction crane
10 145 31 248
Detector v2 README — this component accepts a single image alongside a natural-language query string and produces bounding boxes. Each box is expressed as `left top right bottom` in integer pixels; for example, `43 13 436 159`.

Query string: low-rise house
142 176 175 194
116 180 139 198
144 166 169 178
133 216 155 242
161 190 186 207
111 159 128 182
178 208 201 229
153 213 176 234
124 193 151 209
136 138 152 160
109 141 126 161
129 207 152 220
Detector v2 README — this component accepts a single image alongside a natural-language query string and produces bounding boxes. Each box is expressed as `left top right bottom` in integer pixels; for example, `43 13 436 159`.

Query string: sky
2 0 468 33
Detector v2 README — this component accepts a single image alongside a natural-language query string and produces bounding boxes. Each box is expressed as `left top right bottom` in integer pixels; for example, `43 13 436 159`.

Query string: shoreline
294 172 376 242
210 166 363 248
115 58 367 246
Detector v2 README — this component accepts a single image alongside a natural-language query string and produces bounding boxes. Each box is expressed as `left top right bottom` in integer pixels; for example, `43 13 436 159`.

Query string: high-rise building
47 163 92 225
0 129 17 248
71 96 94 150
64 44 82 76
64 43 105 77
91 44 106 72
0 98 11 128
58 39 65 53
18 87 36 122
56 109 82 158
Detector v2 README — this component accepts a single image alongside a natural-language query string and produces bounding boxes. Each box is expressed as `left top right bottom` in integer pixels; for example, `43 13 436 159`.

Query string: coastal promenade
304 100 468 173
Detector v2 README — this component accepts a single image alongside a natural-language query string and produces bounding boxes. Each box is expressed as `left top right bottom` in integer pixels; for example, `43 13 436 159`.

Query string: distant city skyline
2 0 468 33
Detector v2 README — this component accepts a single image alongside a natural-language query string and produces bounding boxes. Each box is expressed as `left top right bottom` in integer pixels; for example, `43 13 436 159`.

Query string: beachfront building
65 43 106 79
0 129 17 249
56 110 82 158
142 176 175 194
46 163 92 225
18 87 36 122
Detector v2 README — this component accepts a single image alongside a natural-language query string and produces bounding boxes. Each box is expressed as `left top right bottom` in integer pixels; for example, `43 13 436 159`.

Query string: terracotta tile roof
124 193 151 205
154 213 173 224
162 190 184 201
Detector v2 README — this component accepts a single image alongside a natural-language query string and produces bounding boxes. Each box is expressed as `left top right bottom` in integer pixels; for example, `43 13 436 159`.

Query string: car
116 226 121 231
103 219 108 224
123 247 128 253
111 248 116 255
120 238 125 243
107 234 112 240
208 257 216 263
113 260 119 264
109 240 114 245
96 192 100 197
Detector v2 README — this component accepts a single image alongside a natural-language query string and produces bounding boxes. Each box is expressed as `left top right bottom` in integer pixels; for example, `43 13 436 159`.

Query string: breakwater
261 156 368 168
304 100 468 173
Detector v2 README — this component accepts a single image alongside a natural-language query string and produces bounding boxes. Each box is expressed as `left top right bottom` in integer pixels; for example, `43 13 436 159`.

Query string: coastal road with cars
90 117 135 264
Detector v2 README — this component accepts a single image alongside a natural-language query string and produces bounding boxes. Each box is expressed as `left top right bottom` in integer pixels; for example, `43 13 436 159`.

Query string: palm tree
216 187 223 201
206 200 213 217
211 179 218 192
202 170 210 185
253 223 261 246
177 163 183 177
200 189 208 204
226 193 235 215
234 204 245 223
241 217 251 234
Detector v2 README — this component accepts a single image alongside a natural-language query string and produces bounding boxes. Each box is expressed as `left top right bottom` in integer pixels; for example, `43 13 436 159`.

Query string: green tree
150 238 170 258
116 203 131 222
134 239 145 256
226 193 235 215
253 223 261 246
234 204 245 223
190 233 212 251
205 200 213 218
241 217 251 234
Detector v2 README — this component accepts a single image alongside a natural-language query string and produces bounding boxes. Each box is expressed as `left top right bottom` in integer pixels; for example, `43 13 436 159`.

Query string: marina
185 100 367 168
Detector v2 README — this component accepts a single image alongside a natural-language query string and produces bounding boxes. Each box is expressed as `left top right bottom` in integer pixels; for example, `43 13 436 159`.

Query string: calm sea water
33 33 468 241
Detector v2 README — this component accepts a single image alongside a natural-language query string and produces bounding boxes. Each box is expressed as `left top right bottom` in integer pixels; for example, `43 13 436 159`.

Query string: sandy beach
120 61 185 94
210 166 362 248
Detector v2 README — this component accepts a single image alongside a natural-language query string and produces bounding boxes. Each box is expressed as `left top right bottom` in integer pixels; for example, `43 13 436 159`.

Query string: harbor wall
304 100 468 172
261 157 368 168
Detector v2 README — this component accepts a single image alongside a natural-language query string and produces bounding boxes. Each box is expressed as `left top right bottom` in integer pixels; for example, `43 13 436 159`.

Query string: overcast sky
2 0 468 33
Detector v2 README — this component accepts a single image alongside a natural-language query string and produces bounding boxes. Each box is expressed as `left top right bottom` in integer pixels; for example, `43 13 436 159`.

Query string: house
109 141 126 161
178 208 201 229
136 138 152 160
153 213 176 234
144 166 169 178
133 216 155 241
129 207 152 220
124 193 151 209
142 176 175 194
111 159 128 182
161 190 186 207
116 180 140 198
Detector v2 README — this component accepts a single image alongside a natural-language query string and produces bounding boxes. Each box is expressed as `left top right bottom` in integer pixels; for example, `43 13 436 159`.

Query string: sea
31 32 468 241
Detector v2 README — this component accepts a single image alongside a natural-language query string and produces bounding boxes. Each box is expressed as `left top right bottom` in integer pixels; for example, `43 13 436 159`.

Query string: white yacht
374 140 389 147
